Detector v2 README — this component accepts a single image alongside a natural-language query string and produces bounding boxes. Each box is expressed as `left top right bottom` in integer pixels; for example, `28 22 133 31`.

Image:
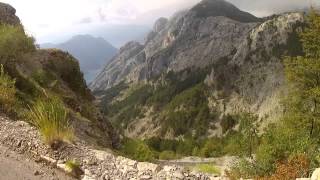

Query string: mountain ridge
41 34 117 82
90 0 305 139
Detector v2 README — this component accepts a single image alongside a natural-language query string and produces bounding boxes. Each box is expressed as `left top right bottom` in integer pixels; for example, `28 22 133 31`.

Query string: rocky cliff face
90 0 306 138
0 2 20 25
90 0 261 91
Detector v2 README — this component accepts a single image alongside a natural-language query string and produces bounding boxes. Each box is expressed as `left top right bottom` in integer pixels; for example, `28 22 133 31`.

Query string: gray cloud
226 0 316 16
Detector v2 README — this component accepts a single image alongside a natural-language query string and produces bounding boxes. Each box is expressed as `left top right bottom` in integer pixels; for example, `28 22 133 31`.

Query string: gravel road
0 145 74 180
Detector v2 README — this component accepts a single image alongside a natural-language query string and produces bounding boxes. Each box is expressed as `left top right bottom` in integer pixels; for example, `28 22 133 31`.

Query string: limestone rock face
0 2 20 25
90 41 145 91
90 0 260 91
90 0 306 137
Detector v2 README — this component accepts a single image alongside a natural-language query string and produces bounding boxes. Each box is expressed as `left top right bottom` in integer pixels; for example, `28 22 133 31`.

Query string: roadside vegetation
0 64 16 114
27 97 74 149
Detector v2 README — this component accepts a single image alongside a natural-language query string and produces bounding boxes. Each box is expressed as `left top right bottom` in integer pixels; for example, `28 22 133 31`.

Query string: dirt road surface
0 145 74 180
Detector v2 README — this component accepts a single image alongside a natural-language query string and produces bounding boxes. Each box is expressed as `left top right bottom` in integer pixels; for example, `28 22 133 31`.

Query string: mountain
90 0 305 139
41 35 118 82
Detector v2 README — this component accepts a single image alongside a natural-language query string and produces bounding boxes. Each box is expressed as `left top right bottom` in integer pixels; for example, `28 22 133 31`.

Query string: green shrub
65 160 83 178
31 70 56 88
193 164 221 175
27 97 74 148
121 138 155 162
0 64 16 113
0 25 35 65
159 150 178 160
199 138 224 157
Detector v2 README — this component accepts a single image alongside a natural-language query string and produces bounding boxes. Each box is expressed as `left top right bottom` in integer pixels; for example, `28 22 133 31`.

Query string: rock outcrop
0 2 20 25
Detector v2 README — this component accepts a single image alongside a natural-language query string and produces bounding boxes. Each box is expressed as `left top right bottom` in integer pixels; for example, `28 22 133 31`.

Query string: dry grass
28 97 74 149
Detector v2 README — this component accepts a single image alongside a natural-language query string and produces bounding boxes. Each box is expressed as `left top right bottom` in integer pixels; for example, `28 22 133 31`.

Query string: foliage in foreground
27 97 74 148
0 64 16 113
229 9 320 178
0 25 35 65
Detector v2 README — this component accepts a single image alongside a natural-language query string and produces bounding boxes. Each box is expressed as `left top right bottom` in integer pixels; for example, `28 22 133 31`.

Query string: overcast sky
1 0 317 45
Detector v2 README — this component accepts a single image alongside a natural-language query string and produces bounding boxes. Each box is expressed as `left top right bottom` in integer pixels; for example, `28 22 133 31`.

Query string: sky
1 0 317 46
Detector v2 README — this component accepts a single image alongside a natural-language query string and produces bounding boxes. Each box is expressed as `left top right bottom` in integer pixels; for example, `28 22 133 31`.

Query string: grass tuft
65 160 84 178
27 97 74 148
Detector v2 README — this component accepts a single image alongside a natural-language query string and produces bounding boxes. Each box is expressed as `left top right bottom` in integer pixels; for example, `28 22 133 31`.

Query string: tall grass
0 64 16 113
28 97 73 148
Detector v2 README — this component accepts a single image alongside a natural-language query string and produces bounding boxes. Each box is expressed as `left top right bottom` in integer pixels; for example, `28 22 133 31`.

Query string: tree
238 113 259 158
284 9 320 138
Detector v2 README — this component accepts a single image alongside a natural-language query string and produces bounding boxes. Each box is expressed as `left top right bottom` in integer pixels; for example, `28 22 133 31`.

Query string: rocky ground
0 115 227 180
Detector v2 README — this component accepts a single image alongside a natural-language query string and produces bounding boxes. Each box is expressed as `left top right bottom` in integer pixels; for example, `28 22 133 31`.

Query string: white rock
311 168 320 180
163 165 175 172
92 150 112 161
173 171 184 179
139 175 152 179
40 155 57 164
82 175 96 180
137 162 159 173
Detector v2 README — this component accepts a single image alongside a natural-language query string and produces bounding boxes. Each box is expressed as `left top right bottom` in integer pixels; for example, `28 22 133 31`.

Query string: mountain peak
191 0 261 22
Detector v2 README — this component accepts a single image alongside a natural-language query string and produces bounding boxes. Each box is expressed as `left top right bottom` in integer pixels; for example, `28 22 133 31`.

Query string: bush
257 154 310 180
121 138 155 162
0 64 16 113
27 97 74 149
193 164 221 175
159 150 178 160
199 138 223 157
65 160 83 178
0 25 35 64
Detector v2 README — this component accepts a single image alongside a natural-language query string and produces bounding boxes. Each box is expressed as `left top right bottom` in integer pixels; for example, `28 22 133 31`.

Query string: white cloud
1 0 199 43
1 0 317 43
